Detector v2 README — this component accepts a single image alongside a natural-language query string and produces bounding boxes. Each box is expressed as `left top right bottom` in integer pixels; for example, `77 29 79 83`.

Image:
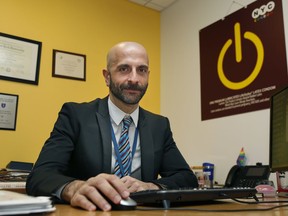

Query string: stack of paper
0 169 28 189
0 190 55 215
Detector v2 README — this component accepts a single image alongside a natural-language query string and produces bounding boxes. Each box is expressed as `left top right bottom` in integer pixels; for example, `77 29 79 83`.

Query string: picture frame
0 93 19 130
52 49 86 81
0 32 42 85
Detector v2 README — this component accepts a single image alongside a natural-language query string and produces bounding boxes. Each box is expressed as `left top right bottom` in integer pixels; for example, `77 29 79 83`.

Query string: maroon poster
200 0 288 120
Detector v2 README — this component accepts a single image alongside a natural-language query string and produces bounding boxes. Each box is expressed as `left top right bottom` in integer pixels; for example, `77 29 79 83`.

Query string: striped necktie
114 115 133 178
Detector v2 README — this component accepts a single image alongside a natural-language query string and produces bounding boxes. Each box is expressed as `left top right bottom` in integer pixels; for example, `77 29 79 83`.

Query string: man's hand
61 174 130 211
120 176 160 192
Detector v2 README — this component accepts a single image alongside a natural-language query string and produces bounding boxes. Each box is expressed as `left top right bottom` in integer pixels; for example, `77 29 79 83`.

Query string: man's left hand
120 176 160 192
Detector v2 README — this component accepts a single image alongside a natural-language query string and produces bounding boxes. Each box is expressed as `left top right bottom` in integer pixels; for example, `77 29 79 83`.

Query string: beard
109 77 148 105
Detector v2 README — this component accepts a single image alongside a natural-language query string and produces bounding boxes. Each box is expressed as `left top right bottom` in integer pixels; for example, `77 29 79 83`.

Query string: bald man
26 42 198 211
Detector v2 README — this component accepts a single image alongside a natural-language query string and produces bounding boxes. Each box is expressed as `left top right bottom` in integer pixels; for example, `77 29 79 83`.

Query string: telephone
224 164 270 188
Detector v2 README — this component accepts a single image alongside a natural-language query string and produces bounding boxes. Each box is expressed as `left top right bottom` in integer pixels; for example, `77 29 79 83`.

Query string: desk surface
45 198 288 216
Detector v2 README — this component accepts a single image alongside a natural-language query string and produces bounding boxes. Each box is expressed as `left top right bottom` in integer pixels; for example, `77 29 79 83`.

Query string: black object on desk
6 161 33 171
130 187 257 209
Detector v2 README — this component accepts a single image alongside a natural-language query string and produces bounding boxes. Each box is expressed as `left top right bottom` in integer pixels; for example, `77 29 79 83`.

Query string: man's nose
128 69 139 82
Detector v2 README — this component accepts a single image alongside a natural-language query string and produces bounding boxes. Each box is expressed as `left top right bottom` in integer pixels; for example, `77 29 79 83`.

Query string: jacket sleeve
26 102 80 196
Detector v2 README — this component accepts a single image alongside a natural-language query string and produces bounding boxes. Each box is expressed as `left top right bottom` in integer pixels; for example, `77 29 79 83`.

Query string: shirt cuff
52 183 69 200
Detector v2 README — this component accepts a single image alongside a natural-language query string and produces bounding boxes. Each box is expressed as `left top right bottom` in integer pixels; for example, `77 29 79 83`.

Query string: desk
45 198 288 216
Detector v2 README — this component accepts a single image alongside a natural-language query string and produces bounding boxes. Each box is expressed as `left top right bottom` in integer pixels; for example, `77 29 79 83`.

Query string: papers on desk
0 190 56 215
0 169 28 189
0 181 26 189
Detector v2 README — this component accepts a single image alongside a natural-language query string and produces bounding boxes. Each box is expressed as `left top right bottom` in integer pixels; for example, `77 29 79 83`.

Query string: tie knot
123 115 132 128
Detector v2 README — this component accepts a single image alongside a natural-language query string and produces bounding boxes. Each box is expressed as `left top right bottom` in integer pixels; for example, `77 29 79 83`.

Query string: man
26 42 198 211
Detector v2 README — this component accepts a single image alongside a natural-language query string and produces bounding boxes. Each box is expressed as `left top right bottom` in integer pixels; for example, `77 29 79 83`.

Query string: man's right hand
61 173 130 211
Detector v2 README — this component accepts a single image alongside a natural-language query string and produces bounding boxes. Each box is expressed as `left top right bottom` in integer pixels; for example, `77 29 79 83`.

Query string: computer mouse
110 197 137 210
255 184 276 197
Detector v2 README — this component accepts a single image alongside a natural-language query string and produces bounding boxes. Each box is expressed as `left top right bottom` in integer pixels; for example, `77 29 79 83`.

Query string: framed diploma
0 93 19 130
0 32 42 85
52 49 86 81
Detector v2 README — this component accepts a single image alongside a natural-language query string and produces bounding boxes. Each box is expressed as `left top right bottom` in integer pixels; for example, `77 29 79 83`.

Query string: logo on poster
252 1 275 21
217 22 264 90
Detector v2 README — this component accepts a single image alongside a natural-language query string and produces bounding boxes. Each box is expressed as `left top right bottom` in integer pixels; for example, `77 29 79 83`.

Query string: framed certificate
0 93 19 130
52 49 86 81
0 32 42 85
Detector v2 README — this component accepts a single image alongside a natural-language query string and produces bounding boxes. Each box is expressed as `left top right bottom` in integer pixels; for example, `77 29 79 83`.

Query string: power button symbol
217 22 264 90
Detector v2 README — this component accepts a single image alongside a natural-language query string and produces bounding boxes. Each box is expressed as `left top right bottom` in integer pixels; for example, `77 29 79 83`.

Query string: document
0 190 55 215
0 93 18 130
0 35 39 81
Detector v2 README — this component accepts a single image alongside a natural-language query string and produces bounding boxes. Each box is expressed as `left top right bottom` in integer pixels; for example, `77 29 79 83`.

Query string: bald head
106 42 149 70
102 41 150 113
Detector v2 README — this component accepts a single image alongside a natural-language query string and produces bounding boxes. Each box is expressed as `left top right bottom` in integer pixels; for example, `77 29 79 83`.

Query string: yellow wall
0 0 160 168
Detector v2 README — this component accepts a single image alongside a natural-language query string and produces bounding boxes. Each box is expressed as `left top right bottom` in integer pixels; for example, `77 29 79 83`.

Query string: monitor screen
270 86 288 172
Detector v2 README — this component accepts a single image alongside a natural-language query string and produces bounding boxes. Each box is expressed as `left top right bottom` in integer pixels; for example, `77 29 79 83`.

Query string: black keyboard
130 187 257 207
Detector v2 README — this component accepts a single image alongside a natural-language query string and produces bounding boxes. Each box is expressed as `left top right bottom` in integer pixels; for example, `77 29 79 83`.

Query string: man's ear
103 69 110 87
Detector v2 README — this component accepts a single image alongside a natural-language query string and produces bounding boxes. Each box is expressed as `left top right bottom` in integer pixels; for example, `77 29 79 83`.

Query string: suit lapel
138 109 155 181
96 97 112 174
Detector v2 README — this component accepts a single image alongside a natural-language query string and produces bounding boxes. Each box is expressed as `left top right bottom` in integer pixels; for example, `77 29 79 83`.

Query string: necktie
114 115 133 178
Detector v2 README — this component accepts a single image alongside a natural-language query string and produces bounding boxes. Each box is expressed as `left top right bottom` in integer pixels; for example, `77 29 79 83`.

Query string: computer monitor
269 85 288 197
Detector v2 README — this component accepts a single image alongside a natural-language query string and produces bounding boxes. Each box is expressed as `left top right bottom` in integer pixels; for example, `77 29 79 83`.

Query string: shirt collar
108 97 139 127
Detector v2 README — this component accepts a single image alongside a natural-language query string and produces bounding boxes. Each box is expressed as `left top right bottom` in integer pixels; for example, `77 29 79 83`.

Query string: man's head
103 42 150 113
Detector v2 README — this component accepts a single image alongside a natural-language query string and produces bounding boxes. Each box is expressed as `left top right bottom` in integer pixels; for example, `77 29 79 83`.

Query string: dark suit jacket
26 97 198 197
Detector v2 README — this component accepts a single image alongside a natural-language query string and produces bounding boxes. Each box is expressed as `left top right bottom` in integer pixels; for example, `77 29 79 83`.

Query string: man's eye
119 67 130 72
138 67 148 73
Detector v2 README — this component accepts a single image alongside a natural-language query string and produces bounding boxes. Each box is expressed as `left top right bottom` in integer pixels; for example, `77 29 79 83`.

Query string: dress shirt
108 97 141 176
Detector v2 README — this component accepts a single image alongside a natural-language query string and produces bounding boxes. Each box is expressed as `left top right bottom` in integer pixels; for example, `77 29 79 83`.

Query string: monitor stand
276 172 288 197
278 192 288 198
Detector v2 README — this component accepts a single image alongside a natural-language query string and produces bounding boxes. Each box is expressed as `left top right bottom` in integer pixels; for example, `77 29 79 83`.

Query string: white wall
161 0 288 184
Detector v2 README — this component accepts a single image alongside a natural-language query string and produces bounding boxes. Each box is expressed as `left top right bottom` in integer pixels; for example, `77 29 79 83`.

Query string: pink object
255 184 276 197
